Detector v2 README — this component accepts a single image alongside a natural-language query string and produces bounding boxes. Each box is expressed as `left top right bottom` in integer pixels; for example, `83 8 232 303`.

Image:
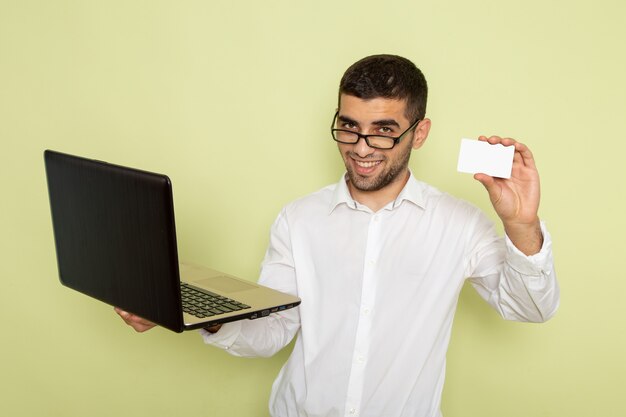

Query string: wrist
504 218 543 256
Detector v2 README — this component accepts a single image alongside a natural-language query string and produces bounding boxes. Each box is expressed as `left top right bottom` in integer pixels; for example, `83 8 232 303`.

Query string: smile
354 160 382 168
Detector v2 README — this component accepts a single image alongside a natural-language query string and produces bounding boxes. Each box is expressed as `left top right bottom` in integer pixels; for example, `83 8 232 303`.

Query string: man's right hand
115 307 223 333
114 307 157 332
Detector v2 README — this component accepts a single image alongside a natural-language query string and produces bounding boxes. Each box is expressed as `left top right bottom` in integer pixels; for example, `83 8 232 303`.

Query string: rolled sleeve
470 220 560 323
199 321 243 351
505 221 554 277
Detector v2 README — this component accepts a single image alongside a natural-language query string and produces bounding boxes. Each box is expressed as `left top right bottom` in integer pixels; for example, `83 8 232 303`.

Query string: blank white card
457 138 515 179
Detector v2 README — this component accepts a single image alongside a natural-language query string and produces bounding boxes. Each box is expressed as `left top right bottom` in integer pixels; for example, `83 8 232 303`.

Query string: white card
457 138 515 179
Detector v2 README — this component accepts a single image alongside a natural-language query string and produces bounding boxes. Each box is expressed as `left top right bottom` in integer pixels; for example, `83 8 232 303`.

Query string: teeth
356 160 381 168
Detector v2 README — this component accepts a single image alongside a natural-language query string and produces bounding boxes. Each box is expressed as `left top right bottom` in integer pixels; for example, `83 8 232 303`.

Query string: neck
347 169 411 212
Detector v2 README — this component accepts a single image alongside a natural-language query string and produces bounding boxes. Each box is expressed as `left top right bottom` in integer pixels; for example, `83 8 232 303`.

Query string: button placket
344 213 381 417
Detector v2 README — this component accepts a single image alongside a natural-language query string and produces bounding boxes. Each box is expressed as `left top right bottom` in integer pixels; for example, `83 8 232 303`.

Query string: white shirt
201 173 559 417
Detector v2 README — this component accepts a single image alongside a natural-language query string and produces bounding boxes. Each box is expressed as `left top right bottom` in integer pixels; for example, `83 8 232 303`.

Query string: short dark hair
338 54 428 122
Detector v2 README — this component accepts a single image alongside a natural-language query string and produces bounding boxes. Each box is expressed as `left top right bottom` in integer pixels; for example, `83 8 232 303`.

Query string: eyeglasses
330 111 421 150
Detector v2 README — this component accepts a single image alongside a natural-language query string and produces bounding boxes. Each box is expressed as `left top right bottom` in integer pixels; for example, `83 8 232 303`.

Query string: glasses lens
367 136 395 149
333 130 358 143
332 130 396 149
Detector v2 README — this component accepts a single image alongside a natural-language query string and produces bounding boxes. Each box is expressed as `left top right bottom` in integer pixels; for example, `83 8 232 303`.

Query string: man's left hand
473 135 543 255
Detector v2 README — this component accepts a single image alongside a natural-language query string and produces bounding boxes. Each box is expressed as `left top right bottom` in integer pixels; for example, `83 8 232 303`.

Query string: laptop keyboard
180 282 251 319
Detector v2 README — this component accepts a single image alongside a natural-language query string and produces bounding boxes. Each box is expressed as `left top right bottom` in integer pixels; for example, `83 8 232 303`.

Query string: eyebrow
338 115 359 126
337 115 401 129
371 119 401 128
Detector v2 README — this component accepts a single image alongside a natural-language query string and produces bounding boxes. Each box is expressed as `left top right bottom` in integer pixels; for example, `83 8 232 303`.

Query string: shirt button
349 408 357 415
363 308 370 315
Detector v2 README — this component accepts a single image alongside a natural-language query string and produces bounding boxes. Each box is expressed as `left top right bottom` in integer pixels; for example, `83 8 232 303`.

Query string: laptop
44 149 301 333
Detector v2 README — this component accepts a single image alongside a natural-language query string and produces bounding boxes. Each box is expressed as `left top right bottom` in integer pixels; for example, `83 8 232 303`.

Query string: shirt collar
329 171 427 214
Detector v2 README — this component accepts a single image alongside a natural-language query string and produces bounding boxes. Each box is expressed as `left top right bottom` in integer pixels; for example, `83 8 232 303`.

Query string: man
118 54 559 417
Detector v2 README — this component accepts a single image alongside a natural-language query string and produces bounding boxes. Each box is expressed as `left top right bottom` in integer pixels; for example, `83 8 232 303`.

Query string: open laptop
44 149 301 333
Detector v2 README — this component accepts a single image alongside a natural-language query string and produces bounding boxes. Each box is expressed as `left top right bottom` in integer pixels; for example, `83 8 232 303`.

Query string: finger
512 141 537 170
114 307 132 323
205 324 223 334
479 136 536 171
129 317 156 332
132 321 156 333
479 137 530 162
128 315 156 332
114 307 156 332
479 135 518 147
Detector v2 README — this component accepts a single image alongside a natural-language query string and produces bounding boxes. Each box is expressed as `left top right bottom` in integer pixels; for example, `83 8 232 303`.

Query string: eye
378 126 394 135
341 122 358 130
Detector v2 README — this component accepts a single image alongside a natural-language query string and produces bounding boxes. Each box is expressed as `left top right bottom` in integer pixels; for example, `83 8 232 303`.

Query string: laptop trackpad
196 276 256 293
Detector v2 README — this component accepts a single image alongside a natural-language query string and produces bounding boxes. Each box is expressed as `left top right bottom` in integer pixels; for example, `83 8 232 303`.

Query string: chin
347 172 387 192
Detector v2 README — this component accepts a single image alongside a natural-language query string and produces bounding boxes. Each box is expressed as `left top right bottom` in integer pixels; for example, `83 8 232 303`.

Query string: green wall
1 1 624 416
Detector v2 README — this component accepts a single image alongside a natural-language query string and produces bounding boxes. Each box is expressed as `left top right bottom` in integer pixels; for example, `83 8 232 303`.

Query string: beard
343 144 412 192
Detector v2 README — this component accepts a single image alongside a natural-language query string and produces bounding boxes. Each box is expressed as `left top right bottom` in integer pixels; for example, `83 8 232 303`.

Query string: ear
411 118 431 150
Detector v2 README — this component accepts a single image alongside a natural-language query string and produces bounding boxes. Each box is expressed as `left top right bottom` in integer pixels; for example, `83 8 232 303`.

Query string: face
336 94 427 193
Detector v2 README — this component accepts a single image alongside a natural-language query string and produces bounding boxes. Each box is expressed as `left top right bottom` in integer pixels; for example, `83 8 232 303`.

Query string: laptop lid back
44 150 185 332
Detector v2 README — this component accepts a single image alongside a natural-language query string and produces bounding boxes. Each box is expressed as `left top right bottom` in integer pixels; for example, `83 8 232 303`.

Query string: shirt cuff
504 220 554 276
198 321 243 351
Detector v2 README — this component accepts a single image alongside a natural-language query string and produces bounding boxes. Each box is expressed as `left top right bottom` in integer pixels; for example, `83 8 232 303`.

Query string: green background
1 1 624 416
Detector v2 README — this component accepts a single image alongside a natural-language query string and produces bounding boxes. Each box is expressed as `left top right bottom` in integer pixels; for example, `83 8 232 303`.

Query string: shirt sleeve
465 214 560 323
199 208 301 357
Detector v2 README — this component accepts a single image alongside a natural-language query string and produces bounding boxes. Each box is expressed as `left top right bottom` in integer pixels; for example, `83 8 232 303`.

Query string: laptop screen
45 150 185 332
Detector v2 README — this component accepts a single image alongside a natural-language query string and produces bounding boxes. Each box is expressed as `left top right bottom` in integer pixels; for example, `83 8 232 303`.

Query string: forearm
470 221 559 323
200 308 300 358
202 207 301 357
503 217 543 256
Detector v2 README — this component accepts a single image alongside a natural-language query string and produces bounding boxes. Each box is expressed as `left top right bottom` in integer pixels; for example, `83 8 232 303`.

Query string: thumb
474 173 501 203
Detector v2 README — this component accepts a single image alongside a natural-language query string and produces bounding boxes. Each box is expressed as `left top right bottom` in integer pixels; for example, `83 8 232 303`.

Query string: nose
353 136 375 158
